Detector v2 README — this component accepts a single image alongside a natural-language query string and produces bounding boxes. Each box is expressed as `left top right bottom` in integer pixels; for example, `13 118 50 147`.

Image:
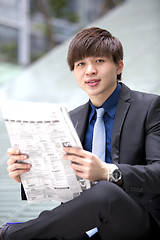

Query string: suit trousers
6 181 155 240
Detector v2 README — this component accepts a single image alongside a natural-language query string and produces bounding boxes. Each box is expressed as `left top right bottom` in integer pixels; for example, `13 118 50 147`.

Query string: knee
90 181 118 205
96 180 118 196
86 181 118 221
82 180 123 210
92 180 126 207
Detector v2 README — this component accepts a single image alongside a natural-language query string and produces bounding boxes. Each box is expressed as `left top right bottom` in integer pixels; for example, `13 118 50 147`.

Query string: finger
63 147 83 155
7 154 28 166
72 167 88 180
9 168 30 179
63 153 83 165
7 162 31 173
63 147 92 158
71 160 83 170
7 148 20 157
63 150 94 168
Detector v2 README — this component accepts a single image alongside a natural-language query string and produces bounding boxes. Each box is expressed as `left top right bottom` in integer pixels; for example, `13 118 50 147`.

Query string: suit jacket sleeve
117 95 160 195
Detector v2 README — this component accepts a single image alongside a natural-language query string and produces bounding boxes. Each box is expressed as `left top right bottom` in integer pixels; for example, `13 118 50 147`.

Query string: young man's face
73 56 123 107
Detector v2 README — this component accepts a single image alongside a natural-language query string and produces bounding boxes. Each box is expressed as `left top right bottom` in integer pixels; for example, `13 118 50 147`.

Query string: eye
96 59 105 63
77 62 85 66
74 61 85 68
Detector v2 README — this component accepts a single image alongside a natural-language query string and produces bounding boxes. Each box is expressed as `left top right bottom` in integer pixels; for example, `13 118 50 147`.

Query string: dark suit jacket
69 83 160 226
21 83 160 226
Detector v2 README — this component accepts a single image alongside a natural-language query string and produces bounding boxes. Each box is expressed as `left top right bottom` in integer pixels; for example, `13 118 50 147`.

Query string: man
1 27 160 240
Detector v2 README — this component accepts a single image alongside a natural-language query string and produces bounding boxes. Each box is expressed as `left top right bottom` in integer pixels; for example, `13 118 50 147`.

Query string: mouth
85 79 100 87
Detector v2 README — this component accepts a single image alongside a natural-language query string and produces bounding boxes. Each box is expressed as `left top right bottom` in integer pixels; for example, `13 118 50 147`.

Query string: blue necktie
86 108 106 238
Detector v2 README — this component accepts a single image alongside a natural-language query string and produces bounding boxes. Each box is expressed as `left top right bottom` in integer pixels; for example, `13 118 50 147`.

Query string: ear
117 60 124 75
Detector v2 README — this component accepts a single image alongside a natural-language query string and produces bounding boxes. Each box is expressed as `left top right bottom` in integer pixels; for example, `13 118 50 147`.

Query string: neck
89 82 118 107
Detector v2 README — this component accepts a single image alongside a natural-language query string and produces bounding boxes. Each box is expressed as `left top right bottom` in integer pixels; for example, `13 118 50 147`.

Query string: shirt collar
89 82 121 122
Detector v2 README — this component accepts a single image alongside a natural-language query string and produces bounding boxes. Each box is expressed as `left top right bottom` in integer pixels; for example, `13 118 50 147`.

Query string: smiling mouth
86 79 100 86
87 80 97 83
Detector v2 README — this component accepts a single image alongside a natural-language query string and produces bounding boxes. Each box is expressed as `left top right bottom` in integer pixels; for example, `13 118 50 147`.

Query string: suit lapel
111 83 131 163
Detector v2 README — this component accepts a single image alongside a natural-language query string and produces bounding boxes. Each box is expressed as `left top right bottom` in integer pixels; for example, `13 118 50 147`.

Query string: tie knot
96 108 105 118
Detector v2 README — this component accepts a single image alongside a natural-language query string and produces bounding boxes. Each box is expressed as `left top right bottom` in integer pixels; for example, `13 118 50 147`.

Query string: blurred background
0 0 160 226
0 0 120 65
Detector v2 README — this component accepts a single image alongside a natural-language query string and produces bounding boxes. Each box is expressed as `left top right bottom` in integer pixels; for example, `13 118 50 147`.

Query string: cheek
105 67 118 79
102 69 116 80
73 70 79 80
74 71 83 85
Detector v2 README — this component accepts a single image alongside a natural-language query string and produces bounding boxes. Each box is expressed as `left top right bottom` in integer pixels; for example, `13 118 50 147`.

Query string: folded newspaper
1 101 91 203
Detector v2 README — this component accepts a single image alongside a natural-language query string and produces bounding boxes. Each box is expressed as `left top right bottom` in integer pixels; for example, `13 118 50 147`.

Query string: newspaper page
1 101 91 203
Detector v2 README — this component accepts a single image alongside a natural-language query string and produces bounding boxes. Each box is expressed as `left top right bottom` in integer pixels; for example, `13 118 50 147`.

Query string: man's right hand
7 148 31 183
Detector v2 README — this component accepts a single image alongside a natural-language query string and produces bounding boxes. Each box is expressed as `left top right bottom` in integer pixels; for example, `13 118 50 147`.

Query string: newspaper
1 101 91 203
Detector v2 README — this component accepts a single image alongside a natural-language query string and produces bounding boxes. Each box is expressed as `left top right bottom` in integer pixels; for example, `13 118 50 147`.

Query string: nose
86 63 97 75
